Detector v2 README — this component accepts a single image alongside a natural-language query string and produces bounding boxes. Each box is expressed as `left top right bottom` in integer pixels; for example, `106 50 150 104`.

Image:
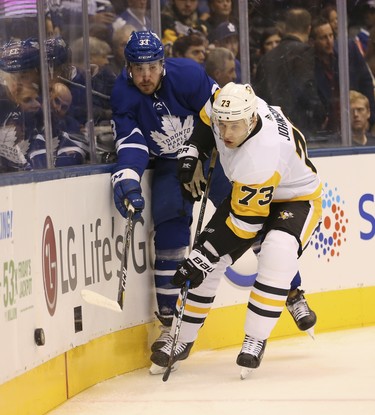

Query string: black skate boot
151 312 173 352
236 335 267 379
150 335 194 367
286 289 317 337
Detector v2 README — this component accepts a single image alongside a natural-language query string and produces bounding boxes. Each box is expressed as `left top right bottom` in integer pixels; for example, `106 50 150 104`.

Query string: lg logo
42 216 58 316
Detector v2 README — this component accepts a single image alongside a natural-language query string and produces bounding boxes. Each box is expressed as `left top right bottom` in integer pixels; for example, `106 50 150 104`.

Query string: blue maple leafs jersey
110 57 219 177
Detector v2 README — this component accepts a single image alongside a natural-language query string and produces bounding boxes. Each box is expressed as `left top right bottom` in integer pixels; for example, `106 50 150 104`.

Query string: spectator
0 37 92 168
311 15 375 136
0 37 40 90
350 89 375 145
208 21 241 81
112 0 150 32
321 4 338 38
204 0 237 36
205 46 236 86
0 81 38 172
50 82 72 119
89 0 118 45
69 36 116 125
354 0 375 56
198 0 210 21
161 0 207 46
254 8 326 139
259 26 283 55
365 26 375 95
172 32 207 64
251 26 283 79
49 81 83 146
0 77 87 172
93 1 117 24
0 0 53 43
71 36 112 69
49 0 118 44
110 23 136 75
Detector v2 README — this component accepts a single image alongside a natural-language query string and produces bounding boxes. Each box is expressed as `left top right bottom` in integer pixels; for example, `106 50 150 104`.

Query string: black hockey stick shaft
57 75 111 100
117 205 135 309
194 148 217 243
162 148 218 382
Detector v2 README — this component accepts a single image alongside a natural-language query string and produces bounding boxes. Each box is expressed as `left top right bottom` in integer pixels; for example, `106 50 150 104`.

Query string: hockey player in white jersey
110 31 317 374
150 82 322 377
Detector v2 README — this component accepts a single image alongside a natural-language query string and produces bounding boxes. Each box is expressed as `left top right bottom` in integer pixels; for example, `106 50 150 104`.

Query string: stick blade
81 289 122 313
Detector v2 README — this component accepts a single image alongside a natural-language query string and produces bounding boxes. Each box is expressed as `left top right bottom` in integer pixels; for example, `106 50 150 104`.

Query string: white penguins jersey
209 97 322 240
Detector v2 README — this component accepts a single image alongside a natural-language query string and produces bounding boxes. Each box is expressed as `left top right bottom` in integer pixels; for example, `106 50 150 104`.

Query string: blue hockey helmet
0 38 40 72
45 37 71 66
125 31 164 63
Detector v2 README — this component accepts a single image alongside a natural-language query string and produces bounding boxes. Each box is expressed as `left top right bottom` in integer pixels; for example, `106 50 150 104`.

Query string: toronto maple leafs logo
0 125 29 165
150 115 194 154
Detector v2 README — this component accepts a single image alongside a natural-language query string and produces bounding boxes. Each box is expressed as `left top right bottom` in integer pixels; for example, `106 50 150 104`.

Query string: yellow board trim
1 286 375 415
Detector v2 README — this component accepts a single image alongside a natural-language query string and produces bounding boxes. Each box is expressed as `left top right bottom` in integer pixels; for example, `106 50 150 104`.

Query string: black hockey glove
177 144 199 184
172 244 220 289
180 159 207 202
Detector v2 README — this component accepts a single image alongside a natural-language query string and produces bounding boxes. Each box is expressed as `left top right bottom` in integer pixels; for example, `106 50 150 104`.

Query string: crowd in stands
1 0 375 173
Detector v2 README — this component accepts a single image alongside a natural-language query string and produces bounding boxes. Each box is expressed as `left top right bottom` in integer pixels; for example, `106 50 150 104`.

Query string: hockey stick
81 205 134 312
117 206 135 309
162 148 218 382
57 75 111 100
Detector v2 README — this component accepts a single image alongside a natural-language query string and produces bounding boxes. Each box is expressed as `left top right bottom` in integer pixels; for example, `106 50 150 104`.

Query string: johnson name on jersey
211 97 322 241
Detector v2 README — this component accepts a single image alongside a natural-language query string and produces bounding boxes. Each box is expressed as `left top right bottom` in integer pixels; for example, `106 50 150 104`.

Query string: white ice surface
47 326 375 415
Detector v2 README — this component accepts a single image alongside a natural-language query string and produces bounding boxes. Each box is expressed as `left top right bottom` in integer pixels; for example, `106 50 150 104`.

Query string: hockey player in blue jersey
110 31 317 373
110 30 231 357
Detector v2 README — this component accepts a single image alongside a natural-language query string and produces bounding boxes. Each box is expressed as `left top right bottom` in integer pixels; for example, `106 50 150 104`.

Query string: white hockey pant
171 254 232 343
244 230 299 340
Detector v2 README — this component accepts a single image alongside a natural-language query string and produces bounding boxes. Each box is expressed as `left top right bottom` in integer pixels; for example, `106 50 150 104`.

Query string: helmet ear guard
212 82 258 137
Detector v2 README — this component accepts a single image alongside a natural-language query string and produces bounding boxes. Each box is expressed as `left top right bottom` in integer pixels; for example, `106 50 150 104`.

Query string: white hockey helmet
212 82 258 137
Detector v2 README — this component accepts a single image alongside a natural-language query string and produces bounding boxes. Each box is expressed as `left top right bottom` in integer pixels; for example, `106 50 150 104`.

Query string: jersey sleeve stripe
117 143 149 154
116 127 144 144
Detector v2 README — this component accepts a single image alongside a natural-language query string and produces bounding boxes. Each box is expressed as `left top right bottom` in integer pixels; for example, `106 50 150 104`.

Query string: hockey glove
182 159 206 201
172 244 220 289
112 171 144 219
177 144 199 184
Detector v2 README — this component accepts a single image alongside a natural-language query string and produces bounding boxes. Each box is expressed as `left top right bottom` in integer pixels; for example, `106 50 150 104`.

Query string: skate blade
305 327 315 339
149 362 179 375
240 367 253 380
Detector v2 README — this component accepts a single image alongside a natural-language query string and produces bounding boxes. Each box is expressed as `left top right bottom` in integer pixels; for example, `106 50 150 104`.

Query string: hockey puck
34 328 45 346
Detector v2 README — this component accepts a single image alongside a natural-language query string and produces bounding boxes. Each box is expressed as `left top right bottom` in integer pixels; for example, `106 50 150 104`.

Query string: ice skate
150 335 194 368
286 289 317 339
151 312 173 352
149 361 180 375
236 335 267 379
